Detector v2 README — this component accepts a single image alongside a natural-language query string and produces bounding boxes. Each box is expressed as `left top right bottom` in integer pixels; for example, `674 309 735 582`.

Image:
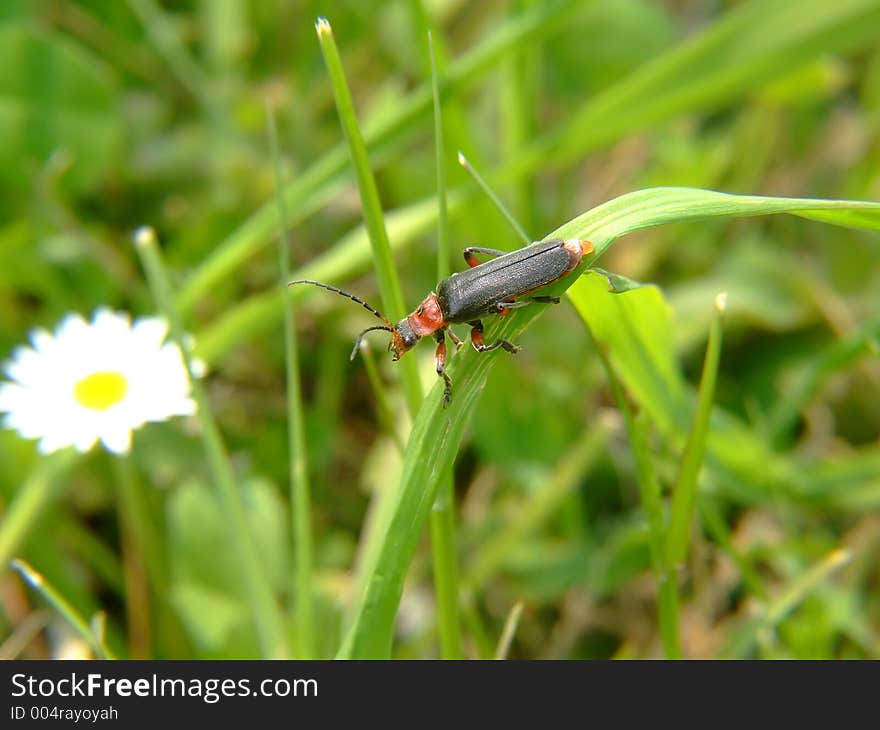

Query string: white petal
99 426 131 455
30 328 57 353
53 314 88 346
38 430 78 454
73 428 101 452
131 317 169 348
92 308 131 334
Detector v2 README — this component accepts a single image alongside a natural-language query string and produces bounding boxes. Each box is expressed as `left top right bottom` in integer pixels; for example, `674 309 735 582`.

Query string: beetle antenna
350 325 394 360
289 279 394 327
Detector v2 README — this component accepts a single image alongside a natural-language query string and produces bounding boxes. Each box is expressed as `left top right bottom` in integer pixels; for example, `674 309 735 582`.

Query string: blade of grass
316 16 423 417
427 29 462 660
501 0 539 238
266 104 315 659
665 293 727 567
461 596 494 660
458 151 531 245
336 186 880 659
0 610 50 660
337 351 490 658
634 413 681 659
723 548 852 658
429 485 461 658
133 227 289 658
494 602 524 660
596 343 680 659
12 559 116 659
431 31 450 282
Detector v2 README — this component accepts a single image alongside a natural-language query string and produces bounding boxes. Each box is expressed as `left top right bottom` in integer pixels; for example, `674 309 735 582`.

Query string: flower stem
112 455 160 658
134 227 290 658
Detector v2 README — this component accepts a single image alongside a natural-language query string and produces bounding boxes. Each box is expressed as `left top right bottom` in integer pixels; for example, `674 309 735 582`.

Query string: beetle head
388 318 420 361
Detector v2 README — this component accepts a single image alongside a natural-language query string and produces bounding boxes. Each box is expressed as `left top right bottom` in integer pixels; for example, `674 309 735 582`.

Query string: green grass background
1 0 879 659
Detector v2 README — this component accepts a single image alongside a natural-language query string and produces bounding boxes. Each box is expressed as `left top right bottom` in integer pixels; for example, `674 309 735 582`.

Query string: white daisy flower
0 308 196 455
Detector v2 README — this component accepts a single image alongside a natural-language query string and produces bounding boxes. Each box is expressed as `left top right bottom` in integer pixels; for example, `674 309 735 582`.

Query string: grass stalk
431 31 451 282
12 559 116 659
724 548 851 658
494 602 524 660
501 0 538 236
429 479 462 658
596 343 680 658
666 293 727 567
133 227 289 658
633 413 681 659
316 16 423 418
266 104 315 658
427 29 463 659
458 151 531 245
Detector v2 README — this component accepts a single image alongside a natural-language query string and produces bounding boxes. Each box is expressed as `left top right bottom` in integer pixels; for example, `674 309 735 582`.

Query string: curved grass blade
316 17 423 417
336 186 880 658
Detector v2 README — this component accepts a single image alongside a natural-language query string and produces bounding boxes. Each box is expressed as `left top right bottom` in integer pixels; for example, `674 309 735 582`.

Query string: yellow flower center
73 371 128 411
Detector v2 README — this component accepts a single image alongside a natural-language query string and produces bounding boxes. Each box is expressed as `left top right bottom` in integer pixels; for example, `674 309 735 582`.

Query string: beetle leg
434 331 453 407
446 328 464 350
496 299 515 317
494 296 560 313
496 300 528 312
468 320 520 354
463 246 508 268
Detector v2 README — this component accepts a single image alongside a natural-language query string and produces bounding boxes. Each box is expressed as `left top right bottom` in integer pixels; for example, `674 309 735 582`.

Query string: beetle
290 237 594 406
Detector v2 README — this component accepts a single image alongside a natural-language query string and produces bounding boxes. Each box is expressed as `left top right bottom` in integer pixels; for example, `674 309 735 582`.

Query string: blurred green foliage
0 0 879 659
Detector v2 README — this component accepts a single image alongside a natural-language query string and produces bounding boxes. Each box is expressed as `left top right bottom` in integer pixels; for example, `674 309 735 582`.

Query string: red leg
434 331 453 406
463 246 507 268
468 320 519 354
